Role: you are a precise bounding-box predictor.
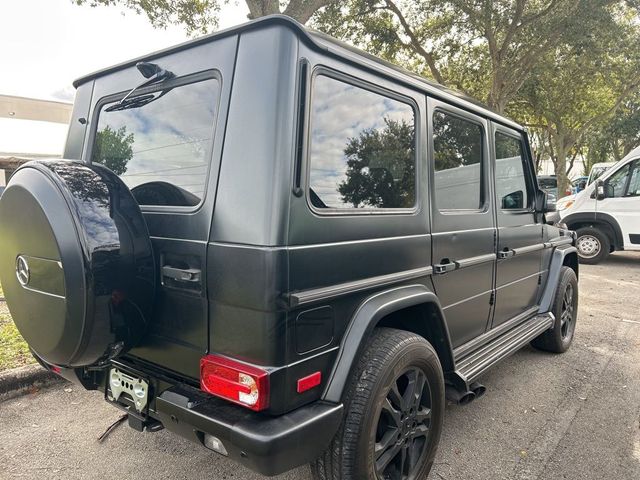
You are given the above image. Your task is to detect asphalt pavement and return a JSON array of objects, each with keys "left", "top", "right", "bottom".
[{"left": 1, "top": 252, "right": 639, "bottom": 480}]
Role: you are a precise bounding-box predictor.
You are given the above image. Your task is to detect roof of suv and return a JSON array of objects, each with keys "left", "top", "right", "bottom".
[{"left": 73, "top": 15, "right": 522, "bottom": 131}]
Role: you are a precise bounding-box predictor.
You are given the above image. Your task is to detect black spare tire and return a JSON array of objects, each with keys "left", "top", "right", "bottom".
[{"left": 0, "top": 160, "right": 155, "bottom": 368}]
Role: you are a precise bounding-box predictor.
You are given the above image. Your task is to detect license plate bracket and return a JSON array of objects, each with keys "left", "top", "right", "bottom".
[{"left": 106, "top": 367, "right": 150, "bottom": 414}]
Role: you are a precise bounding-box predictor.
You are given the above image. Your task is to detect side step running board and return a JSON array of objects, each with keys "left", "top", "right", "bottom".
[{"left": 454, "top": 313, "right": 554, "bottom": 384}]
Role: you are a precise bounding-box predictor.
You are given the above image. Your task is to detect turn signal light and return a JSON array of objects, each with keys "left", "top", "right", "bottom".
[{"left": 200, "top": 354, "right": 269, "bottom": 411}]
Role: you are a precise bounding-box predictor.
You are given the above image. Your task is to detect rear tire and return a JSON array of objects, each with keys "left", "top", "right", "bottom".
[
  {"left": 575, "top": 226, "right": 610, "bottom": 264},
  {"left": 531, "top": 266, "right": 578, "bottom": 353},
  {"left": 310, "top": 328, "right": 445, "bottom": 480}
]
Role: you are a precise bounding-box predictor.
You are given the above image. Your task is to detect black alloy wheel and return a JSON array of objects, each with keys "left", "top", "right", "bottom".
[
  {"left": 374, "top": 367, "right": 433, "bottom": 480},
  {"left": 310, "top": 328, "right": 445, "bottom": 480},
  {"left": 560, "top": 282, "right": 576, "bottom": 341},
  {"left": 531, "top": 266, "right": 578, "bottom": 353}
]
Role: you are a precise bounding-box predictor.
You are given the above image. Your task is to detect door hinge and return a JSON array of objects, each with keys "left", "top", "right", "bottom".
[
  {"left": 538, "top": 274, "right": 542, "bottom": 285},
  {"left": 489, "top": 292, "right": 495, "bottom": 305}
]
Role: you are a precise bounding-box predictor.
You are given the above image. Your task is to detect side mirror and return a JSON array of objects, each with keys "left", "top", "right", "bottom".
[
  {"left": 596, "top": 179, "right": 606, "bottom": 200},
  {"left": 535, "top": 190, "right": 556, "bottom": 213}
]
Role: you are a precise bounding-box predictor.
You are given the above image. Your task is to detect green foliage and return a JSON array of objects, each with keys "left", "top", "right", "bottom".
[
  {"left": 585, "top": 93, "right": 640, "bottom": 173},
  {"left": 73, "top": 0, "right": 222, "bottom": 34},
  {"left": 516, "top": 1, "right": 640, "bottom": 194},
  {"left": 0, "top": 301, "right": 34, "bottom": 371},
  {"left": 73, "top": 0, "right": 337, "bottom": 34},
  {"left": 312, "top": 0, "right": 590, "bottom": 112},
  {"left": 92, "top": 125, "right": 135, "bottom": 176},
  {"left": 338, "top": 118, "right": 415, "bottom": 208}
]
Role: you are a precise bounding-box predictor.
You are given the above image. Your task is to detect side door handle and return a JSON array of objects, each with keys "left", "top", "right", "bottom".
[
  {"left": 162, "top": 265, "right": 201, "bottom": 283},
  {"left": 498, "top": 248, "right": 516, "bottom": 259},
  {"left": 433, "top": 260, "right": 458, "bottom": 275}
]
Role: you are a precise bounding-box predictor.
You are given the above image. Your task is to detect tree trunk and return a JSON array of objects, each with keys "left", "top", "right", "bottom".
[
  {"left": 552, "top": 137, "right": 571, "bottom": 199},
  {"left": 246, "top": 0, "right": 334, "bottom": 23}
]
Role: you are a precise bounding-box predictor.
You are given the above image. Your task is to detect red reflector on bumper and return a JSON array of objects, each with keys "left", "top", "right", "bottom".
[{"left": 297, "top": 371, "right": 322, "bottom": 393}]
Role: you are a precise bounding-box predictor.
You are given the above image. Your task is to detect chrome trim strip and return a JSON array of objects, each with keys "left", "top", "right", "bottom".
[
  {"left": 455, "top": 253, "right": 497, "bottom": 269},
  {"left": 545, "top": 237, "right": 574, "bottom": 248},
  {"left": 21, "top": 285, "right": 66, "bottom": 300},
  {"left": 289, "top": 266, "right": 433, "bottom": 307},
  {"left": 512, "top": 243, "right": 545, "bottom": 256}
]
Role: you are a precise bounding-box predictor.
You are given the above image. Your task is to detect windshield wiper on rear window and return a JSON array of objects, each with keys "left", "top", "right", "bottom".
[{"left": 106, "top": 61, "right": 174, "bottom": 112}]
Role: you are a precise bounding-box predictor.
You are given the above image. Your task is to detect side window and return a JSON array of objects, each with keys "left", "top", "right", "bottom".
[
  {"left": 495, "top": 132, "right": 530, "bottom": 210},
  {"left": 606, "top": 164, "right": 630, "bottom": 198},
  {"left": 308, "top": 75, "right": 416, "bottom": 210},
  {"left": 92, "top": 77, "right": 220, "bottom": 207},
  {"left": 625, "top": 162, "right": 640, "bottom": 196},
  {"left": 433, "top": 111, "right": 483, "bottom": 210}
]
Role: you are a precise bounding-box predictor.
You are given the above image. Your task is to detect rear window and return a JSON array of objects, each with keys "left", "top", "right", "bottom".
[
  {"left": 91, "top": 76, "right": 220, "bottom": 207},
  {"left": 538, "top": 177, "right": 557, "bottom": 189}
]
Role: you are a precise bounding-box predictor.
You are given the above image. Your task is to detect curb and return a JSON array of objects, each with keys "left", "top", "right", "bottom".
[{"left": 0, "top": 364, "right": 66, "bottom": 402}]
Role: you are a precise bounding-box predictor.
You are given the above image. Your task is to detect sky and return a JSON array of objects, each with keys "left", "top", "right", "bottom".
[
  {"left": 0, "top": 0, "right": 248, "bottom": 159},
  {"left": 1, "top": 0, "right": 249, "bottom": 102}
]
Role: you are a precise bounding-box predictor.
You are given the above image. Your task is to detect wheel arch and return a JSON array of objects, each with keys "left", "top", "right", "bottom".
[
  {"left": 564, "top": 212, "right": 624, "bottom": 251},
  {"left": 322, "top": 284, "right": 454, "bottom": 403},
  {"left": 539, "top": 246, "right": 579, "bottom": 313}
]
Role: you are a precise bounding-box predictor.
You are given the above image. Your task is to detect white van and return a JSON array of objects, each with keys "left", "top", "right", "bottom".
[{"left": 556, "top": 146, "right": 640, "bottom": 263}]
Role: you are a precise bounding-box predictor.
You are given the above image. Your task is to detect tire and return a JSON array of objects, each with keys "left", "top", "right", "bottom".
[
  {"left": 310, "top": 328, "right": 445, "bottom": 480},
  {"left": 531, "top": 266, "right": 578, "bottom": 353},
  {"left": 0, "top": 160, "right": 155, "bottom": 367},
  {"left": 575, "top": 226, "right": 610, "bottom": 264}
]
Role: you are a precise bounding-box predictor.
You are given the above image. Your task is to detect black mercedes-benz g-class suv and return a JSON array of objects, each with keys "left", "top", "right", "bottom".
[{"left": 0, "top": 15, "right": 578, "bottom": 480}]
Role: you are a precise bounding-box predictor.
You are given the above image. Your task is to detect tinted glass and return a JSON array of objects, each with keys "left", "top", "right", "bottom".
[
  {"left": 433, "top": 111, "right": 483, "bottom": 210},
  {"left": 495, "top": 132, "right": 529, "bottom": 209},
  {"left": 626, "top": 162, "right": 640, "bottom": 196},
  {"left": 538, "top": 177, "right": 557, "bottom": 189},
  {"left": 607, "top": 164, "right": 630, "bottom": 198},
  {"left": 308, "top": 75, "right": 416, "bottom": 210},
  {"left": 92, "top": 78, "right": 219, "bottom": 207}
]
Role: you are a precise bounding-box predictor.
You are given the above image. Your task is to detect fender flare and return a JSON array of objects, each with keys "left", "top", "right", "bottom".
[
  {"left": 539, "top": 245, "right": 578, "bottom": 313},
  {"left": 564, "top": 212, "right": 624, "bottom": 249},
  {"left": 322, "top": 284, "right": 453, "bottom": 404}
]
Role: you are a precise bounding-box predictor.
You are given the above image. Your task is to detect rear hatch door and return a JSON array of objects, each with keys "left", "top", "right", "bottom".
[{"left": 84, "top": 34, "right": 238, "bottom": 380}]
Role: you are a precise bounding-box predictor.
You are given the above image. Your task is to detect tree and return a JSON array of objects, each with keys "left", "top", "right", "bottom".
[
  {"left": 339, "top": 118, "right": 415, "bottom": 208},
  {"left": 73, "top": 0, "right": 337, "bottom": 33},
  {"left": 516, "top": 2, "right": 640, "bottom": 195},
  {"left": 92, "top": 125, "right": 135, "bottom": 175},
  {"left": 584, "top": 92, "right": 640, "bottom": 173},
  {"left": 314, "top": 0, "right": 599, "bottom": 113}
]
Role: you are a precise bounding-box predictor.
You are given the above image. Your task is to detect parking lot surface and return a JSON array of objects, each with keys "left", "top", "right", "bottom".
[{"left": 1, "top": 253, "right": 639, "bottom": 480}]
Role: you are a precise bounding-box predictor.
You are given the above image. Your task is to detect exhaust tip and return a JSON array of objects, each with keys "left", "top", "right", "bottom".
[
  {"left": 458, "top": 391, "right": 476, "bottom": 405},
  {"left": 445, "top": 385, "right": 476, "bottom": 405},
  {"left": 469, "top": 381, "right": 486, "bottom": 400}
]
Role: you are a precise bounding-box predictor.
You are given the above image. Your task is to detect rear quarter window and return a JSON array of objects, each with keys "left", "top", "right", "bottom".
[{"left": 308, "top": 74, "right": 416, "bottom": 211}]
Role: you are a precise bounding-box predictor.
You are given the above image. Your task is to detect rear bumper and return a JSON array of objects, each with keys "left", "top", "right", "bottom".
[{"left": 154, "top": 385, "right": 343, "bottom": 476}]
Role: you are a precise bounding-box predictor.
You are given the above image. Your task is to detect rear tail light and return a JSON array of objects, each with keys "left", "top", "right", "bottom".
[{"left": 200, "top": 354, "right": 269, "bottom": 411}]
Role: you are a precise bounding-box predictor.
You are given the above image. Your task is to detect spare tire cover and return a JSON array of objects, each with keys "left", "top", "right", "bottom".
[{"left": 0, "top": 160, "right": 155, "bottom": 367}]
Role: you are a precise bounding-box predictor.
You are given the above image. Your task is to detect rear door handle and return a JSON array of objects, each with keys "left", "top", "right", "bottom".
[
  {"left": 162, "top": 265, "right": 201, "bottom": 283},
  {"left": 433, "top": 261, "right": 457, "bottom": 275},
  {"left": 498, "top": 249, "right": 516, "bottom": 259}
]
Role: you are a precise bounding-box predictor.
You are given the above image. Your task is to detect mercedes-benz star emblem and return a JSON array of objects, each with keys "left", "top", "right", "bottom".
[{"left": 16, "top": 255, "right": 30, "bottom": 287}]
